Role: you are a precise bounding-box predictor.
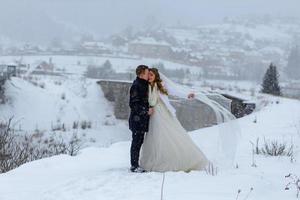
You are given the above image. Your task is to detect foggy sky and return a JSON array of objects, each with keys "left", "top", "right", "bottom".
[{"left": 0, "top": 0, "right": 299, "bottom": 44}]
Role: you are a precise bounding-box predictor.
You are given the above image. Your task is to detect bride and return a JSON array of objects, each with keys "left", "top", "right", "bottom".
[{"left": 140, "top": 68, "right": 209, "bottom": 172}]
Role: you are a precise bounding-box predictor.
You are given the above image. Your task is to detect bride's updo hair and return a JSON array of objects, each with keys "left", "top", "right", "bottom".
[{"left": 149, "top": 68, "right": 168, "bottom": 95}]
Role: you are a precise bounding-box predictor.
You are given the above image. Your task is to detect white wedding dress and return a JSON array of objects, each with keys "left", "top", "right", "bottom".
[{"left": 140, "top": 83, "right": 209, "bottom": 172}]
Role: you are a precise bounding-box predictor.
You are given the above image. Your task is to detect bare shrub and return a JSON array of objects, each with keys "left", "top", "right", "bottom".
[
  {"left": 205, "top": 162, "right": 218, "bottom": 176},
  {"left": 235, "top": 189, "right": 241, "bottom": 200},
  {"left": 73, "top": 121, "right": 79, "bottom": 129},
  {"left": 87, "top": 121, "right": 92, "bottom": 129},
  {"left": 54, "top": 80, "right": 62, "bottom": 85},
  {"left": 81, "top": 120, "right": 87, "bottom": 129},
  {"left": 62, "top": 123, "right": 66, "bottom": 132},
  {"left": 0, "top": 118, "right": 84, "bottom": 173},
  {"left": 285, "top": 174, "right": 300, "bottom": 198},
  {"left": 39, "top": 82, "right": 45, "bottom": 89},
  {"left": 80, "top": 120, "right": 92, "bottom": 129},
  {"left": 51, "top": 120, "right": 67, "bottom": 132},
  {"left": 0, "top": 118, "right": 35, "bottom": 173},
  {"left": 61, "top": 93, "right": 66, "bottom": 100},
  {"left": 0, "top": 118, "right": 16, "bottom": 172},
  {"left": 235, "top": 188, "right": 254, "bottom": 200},
  {"left": 63, "top": 133, "right": 84, "bottom": 156},
  {"left": 250, "top": 138, "right": 258, "bottom": 167},
  {"left": 251, "top": 138, "right": 294, "bottom": 157}
]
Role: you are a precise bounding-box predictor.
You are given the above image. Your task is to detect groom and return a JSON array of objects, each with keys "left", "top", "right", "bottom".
[{"left": 129, "top": 65, "right": 153, "bottom": 173}]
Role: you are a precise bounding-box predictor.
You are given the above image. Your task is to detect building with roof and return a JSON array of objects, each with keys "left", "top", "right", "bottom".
[{"left": 128, "top": 37, "right": 173, "bottom": 59}]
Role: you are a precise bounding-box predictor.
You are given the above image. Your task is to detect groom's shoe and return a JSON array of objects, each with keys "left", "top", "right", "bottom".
[{"left": 130, "top": 166, "right": 147, "bottom": 173}]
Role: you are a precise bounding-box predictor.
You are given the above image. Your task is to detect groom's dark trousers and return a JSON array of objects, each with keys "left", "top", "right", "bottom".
[
  {"left": 128, "top": 77, "right": 149, "bottom": 168},
  {"left": 130, "top": 131, "right": 145, "bottom": 167}
]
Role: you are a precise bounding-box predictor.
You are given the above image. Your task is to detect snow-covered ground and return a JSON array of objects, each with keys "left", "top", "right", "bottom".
[
  {"left": 0, "top": 53, "right": 299, "bottom": 199},
  {"left": 0, "top": 74, "right": 299, "bottom": 199}
]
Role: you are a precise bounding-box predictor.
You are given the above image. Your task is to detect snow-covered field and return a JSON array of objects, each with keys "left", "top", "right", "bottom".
[
  {"left": 0, "top": 73, "right": 300, "bottom": 199},
  {"left": 0, "top": 55, "right": 203, "bottom": 74}
]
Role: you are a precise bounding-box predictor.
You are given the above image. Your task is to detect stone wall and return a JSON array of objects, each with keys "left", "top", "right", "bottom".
[
  {"left": 0, "top": 83, "right": 5, "bottom": 104},
  {"left": 0, "top": 65, "right": 18, "bottom": 104},
  {"left": 97, "top": 80, "right": 232, "bottom": 131},
  {"left": 0, "top": 77, "right": 7, "bottom": 104}
]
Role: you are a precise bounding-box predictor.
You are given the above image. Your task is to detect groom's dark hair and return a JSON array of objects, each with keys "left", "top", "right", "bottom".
[{"left": 136, "top": 65, "right": 149, "bottom": 76}]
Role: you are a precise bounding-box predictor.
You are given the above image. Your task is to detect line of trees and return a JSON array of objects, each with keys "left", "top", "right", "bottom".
[
  {"left": 85, "top": 60, "right": 115, "bottom": 79},
  {"left": 153, "top": 62, "right": 191, "bottom": 81}
]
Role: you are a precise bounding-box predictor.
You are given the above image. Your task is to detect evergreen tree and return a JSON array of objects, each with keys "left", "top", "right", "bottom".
[
  {"left": 286, "top": 45, "right": 300, "bottom": 79},
  {"left": 261, "top": 63, "right": 281, "bottom": 96},
  {"left": 100, "top": 60, "right": 114, "bottom": 78},
  {"left": 102, "top": 60, "right": 112, "bottom": 69},
  {"left": 84, "top": 65, "right": 98, "bottom": 78},
  {"left": 84, "top": 60, "right": 115, "bottom": 79}
]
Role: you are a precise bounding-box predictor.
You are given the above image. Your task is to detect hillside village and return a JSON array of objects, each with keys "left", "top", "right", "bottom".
[
  {"left": 1, "top": 16, "right": 300, "bottom": 81},
  {"left": 1, "top": 16, "right": 300, "bottom": 99}
]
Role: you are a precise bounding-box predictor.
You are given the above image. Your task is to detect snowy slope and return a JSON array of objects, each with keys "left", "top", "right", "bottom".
[
  {"left": 0, "top": 77, "right": 130, "bottom": 146},
  {"left": 1, "top": 76, "right": 111, "bottom": 130},
  {"left": 0, "top": 97, "right": 299, "bottom": 200}
]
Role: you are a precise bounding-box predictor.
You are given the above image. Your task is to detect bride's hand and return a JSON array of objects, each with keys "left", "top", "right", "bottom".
[
  {"left": 148, "top": 108, "right": 154, "bottom": 115},
  {"left": 188, "top": 93, "right": 195, "bottom": 99}
]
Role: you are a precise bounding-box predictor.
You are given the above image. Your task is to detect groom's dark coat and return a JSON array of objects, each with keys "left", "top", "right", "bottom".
[{"left": 129, "top": 77, "right": 150, "bottom": 132}]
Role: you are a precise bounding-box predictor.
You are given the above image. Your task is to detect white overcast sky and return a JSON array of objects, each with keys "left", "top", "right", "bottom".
[{"left": 0, "top": 0, "right": 299, "bottom": 43}]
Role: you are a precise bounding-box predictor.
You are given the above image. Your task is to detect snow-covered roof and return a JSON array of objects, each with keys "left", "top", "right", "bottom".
[
  {"left": 81, "top": 41, "right": 111, "bottom": 50},
  {"left": 130, "top": 37, "right": 170, "bottom": 47}
]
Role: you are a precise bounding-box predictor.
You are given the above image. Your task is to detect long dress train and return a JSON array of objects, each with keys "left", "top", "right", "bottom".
[{"left": 140, "top": 83, "right": 208, "bottom": 172}]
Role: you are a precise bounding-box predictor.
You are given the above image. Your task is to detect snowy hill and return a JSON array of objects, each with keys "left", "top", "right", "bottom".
[
  {"left": 2, "top": 77, "right": 110, "bottom": 130},
  {"left": 0, "top": 77, "right": 130, "bottom": 146},
  {"left": 0, "top": 96, "right": 299, "bottom": 200}
]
